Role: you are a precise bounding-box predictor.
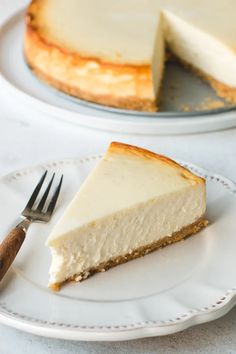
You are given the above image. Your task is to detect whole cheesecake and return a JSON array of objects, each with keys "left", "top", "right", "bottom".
[
  {"left": 47, "top": 142, "right": 208, "bottom": 290},
  {"left": 24, "top": 0, "right": 236, "bottom": 112}
]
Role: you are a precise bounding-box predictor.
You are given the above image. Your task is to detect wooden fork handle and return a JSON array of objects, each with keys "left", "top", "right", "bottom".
[{"left": 0, "top": 227, "right": 26, "bottom": 282}]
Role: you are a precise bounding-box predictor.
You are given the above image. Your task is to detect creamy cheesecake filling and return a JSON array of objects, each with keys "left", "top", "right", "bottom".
[
  {"left": 36, "top": 0, "right": 158, "bottom": 65},
  {"left": 48, "top": 184, "right": 205, "bottom": 285},
  {"left": 163, "top": 10, "right": 236, "bottom": 88}
]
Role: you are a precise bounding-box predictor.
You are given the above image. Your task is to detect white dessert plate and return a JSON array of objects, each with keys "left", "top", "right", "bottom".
[
  {"left": 1, "top": 5, "right": 236, "bottom": 134},
  {"left": 0, "top": 156, "right": 236, "bottom": 341}
]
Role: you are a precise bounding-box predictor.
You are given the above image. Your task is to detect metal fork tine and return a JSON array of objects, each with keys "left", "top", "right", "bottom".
[
  {"left": 46, "top": 175, "right": 63, "bottom": 216},
  {"left": 36, "top": 173, "right": 55, "bottom": 212},
  {"left": 0, "top": 171, "right": 63, "bottom": 282},
  {"left": 24, "top": 171, "right": 48, "bottom": 211}
]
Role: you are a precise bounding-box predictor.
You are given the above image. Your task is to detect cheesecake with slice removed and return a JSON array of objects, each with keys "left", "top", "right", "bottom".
[
  {"left": 47, "top": 142, "right": 208, "bottom": 290},
  {"left": 25, "top": 0, "right": 236, "bottom": 111}
]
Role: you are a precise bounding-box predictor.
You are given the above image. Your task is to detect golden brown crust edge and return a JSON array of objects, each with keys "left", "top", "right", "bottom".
[
  {"left": 50, "top": 218, "right": 208, "bottom": 291},
  {"left": 107, "top": 142, "right": 205, "bottom": 185},
  {"left": 25, "top": 60, "right": 158, "bottom": 112},
  {"left": 24, "top": 2, "right": 158, "bottom": 112}
]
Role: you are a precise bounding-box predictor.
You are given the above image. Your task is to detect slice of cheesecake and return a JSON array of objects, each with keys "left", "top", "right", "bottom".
[
  {"left": 25, "top": 0, "right": 236, "bottom": 111},
  {"left": 47, "top": 142, "right": 208, "bottom": 290}
]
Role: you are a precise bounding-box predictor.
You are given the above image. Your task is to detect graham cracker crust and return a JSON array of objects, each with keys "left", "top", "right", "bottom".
[
  {"left": 50, "top": 218, "right": 208, "bottom": 291},
  {"left": 203, "top": 74, "right": 236, "bottom": 105},
  {"left": 177, "top": 57, "right": 236, "bottom": 104}
]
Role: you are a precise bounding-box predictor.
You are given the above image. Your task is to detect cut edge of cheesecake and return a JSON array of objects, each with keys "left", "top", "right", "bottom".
[
  {"left": 47, "top": 142, "right": 208, "bottom": 291},
  {"left": 50, "top": 218, "right": 208, "bottom": 291}
]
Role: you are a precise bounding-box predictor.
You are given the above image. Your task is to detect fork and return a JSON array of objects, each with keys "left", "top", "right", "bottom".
[{"left": 0, "top": 171, "right": 63, "bottom": 282}]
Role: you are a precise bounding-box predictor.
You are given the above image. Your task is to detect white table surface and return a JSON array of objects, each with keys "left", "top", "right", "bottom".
[{"left": 1, "top": 1, "right": 236, "bottom": 352}]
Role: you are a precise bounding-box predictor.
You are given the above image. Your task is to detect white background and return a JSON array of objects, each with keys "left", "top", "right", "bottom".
[{"left": 1, "top": 0, "right": 236, "bottom": 352}]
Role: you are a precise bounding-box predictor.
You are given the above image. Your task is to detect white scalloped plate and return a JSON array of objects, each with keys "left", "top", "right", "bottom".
[
  {"left": 0, "top": 156, "right": 236, "bottom": 341},
  {"left": 1, "top": 5, "right": 236, "bottom": 135}
]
